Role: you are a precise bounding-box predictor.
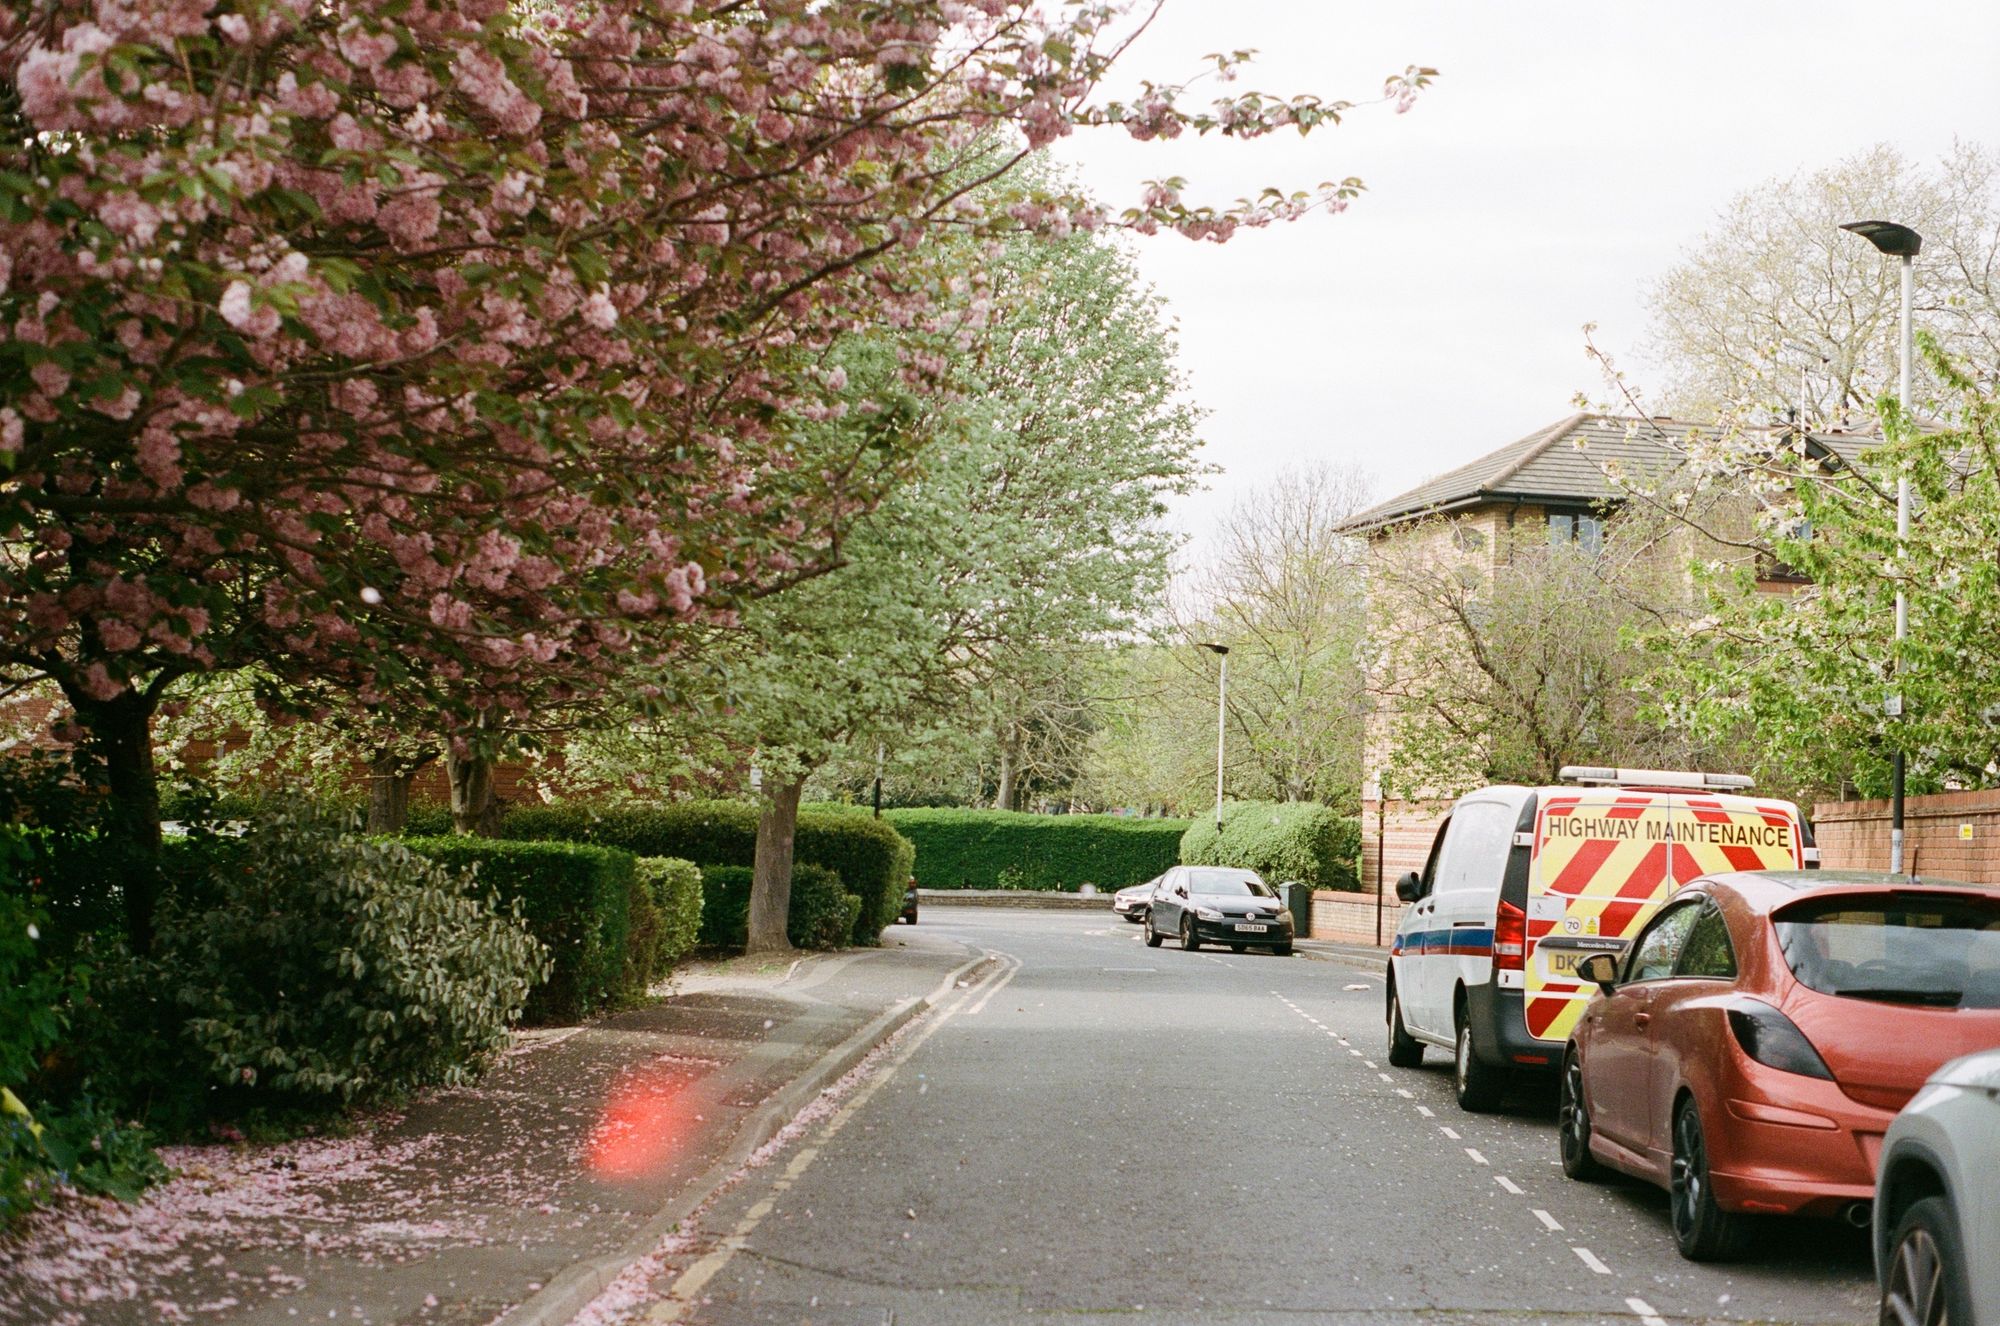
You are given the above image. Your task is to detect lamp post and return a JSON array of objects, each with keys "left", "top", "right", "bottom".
[
  {"left": 1840, "top": 219, "right": 1922, "bottom": 874},
  {"left": 1198, "top": 642, "right": 1229, "bottom": 834}
]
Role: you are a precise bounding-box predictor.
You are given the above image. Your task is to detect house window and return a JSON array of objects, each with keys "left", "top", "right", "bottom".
[{"left": 1546, "top": 510, "right": 1602, "bottom": 554}]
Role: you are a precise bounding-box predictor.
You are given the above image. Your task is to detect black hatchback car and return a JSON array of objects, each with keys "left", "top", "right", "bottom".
[{"left": 1145, "top": 866, "right": 1292, "bottom": 955}]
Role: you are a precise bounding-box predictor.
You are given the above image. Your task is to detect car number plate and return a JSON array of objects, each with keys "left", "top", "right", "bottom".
[{"left": 1235, "top": 923, "right": 1268, "bottom": 933}]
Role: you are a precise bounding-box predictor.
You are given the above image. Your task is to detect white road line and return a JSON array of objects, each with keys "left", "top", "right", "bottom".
[
  {"left": 1394, "top": 1088, "right": 1414, "bottom": 1099},
  {"left": 1626, "top": 1297, "right": 1668, "bottom": 1326},
  {"left": 1532, "top": 1208, "right": 1563, "bottom": 1232},
  {"left": 1495, "top": 1175, "right": 1524, "bottom": 1195},
  {"left": 964, "top": 955, "right": 1022, "bottom": 1016},
  {"left": 1572, "top": 1246, "right": 1612, "bottom": 1275},
  {"left": 1348, "top": 1048, "right": 1363, "bottom": 1057},
  {"left": 1363, "top": 1060, "right": 1378, "bottom": 1069},
  {"left": 1439, "top": 1126, "right": 1460, "bottom": 1140},
  {"left": 1464, "top": 1147, "right": 1489, "bottom": 1165},
  {"left": 1415, "top": 1105, "right": 1434, "bottom": 1118},
  {"left": 1377, "top": 1072, "right": 1392, "bottom": 1082}
]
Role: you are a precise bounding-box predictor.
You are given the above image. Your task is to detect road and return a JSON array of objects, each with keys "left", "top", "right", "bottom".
[{"left": 636, "top": 909, "right": 1878, "bottom": 1325}]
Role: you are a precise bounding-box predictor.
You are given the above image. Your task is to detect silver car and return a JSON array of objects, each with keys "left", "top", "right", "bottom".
[{"left": 1876, "top": 1047, "right": 2000, "bottom": 1326}]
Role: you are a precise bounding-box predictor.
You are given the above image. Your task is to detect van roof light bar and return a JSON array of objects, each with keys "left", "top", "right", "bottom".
[{"left": 1558, "top": 766, "right": 1755, "bottom": 791}]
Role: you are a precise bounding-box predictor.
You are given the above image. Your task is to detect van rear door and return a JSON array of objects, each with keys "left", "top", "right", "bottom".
[{"left": 1523, "top": 790, "right": 1805, "bottom": 1046}]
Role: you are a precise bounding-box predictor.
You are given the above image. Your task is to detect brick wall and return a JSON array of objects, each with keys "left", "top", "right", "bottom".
[
  {"left": 1812, "top": 789, "right": 2000, "bottom": 882},
  {"left": 1309, "top": 890, "right": 1398, "bottom": 947},
  {"left": 1357, "top": 798, "right": 1449, "bottom": 892}
]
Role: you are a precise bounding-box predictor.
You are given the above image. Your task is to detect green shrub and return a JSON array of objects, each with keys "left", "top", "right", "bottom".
[
  {"left": 1178, "top": 801, "right": 1361, "bottom": 891},
  {"left": 637, "top": 857, "right": 703, "bottom": 967},
  {"left": 88, "top": 819, "right": 549, "bottom": 1121},
  {"left": 501, "top": 801, "right": 911, "bottom": 946},
  {"left": 696, "top": 864, "right": 857, "bottom": 951},
  {"left": 885, "top": 808, "right": 1190, "bottom": 891},
  {"left": 403, "top": 836, "right": 632, "bottom": 1022}
]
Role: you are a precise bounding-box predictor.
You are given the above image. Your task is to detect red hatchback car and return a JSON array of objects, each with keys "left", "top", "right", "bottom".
[{"left": 1558, "top": 870, "right": 2000, "bottom": 1261}]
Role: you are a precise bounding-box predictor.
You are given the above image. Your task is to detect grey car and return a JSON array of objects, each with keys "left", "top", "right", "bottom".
[{"left": 1876, "top": 1047, "right": 2000, "bottom": 1326}]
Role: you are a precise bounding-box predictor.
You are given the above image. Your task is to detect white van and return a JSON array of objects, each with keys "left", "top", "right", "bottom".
[{"left": 1385, "top": 767, "right": 1816, "bottom": 1111}]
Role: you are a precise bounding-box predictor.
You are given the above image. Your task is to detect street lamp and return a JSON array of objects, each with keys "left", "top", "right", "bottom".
[
  {"left": 1840, "top": 218, "right": 1922, "bottom": 874},
  {"left": 1198, "top": 642, "right": 1229, "bottom": 833}
]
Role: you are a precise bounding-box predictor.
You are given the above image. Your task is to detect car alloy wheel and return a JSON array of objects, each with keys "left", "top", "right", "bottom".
[
  {"left": 1669, "top": 1100, "right": 1745, "bottom": 1261},
  {"left": 1557, "top": 1049, "right": 1601, "bottom": 1181},
  {"left": 1143, "top": 916, "right": 1163, "bottom": 948},
  {"left": 1181, "top": 917, "right": 1201, "bottom": 952},
  {"left": 1386, "top": 987, "right": 1423, "bottom": 1068},
  {"left": 1881, "top": 1196, "right": 1971, "bottom": 1326}
]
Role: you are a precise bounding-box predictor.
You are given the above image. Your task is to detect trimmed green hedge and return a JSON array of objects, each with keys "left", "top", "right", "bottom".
[
  {"left": 885, "top": 808, "right": 1190, "bottom": 892},
  {"left": 696, "top": 864, "right": 858, "bottom": 951},
  {"left": 637, "top": 857, "right": 702, "bottom": 968},
  {"left": 498, "top": 802, "right": 910, "bottom": 946},
  {"left": 1178, "top": 801, "right": 1361, "bottom": 892},
  {"left": 404, "top": 837, "right": 638, "bottom": 1022}
]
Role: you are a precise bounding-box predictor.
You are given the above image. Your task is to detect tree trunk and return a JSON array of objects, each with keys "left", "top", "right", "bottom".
[
  {"left": 66, "top": 687, "right": 164, "bottom": 953},
  {"left": 746, "top": 775, "right": 805, "bottom": 954},
  {"left": 367, "top": 747, "right": 437, "bottom": 834},
  {"left": 446, "top": 750, "right": 503, "bottom": 835},
  {"left": 993, "top": 727, "right": 1019, "bottom": 811}
]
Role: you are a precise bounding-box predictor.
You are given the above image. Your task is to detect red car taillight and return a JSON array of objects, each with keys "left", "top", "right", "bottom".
[
  {"left": 1727, "top": 999, "right": 1834, "bottom": 1080},
  {"left": 1494, "top": 899, "right": 1526, "bottom": 971}
]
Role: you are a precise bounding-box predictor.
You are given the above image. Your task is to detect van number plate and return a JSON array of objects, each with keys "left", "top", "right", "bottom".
[{"left": 1235, "top": 923, "right": 1269, "bottom": 933}]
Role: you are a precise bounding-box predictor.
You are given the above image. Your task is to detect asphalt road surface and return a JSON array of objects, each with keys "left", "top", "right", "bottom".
[{"left": 648, "top": 909, "right": 1878, "bottom": 1325}]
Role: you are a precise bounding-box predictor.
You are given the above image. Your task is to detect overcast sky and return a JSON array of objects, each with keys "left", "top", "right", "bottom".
[{"left": 1050, "top": 0, "right": 2000, "bottom": 554}]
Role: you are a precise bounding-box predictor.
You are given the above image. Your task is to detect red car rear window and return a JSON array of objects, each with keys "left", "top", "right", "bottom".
[{"left": 1774, "top": 894, "right": 2000, "bottom": 1009}]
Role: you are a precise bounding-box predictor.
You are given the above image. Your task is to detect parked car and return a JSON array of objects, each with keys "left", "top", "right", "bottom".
[
  {"left": 1387, "top": 767, "right": 1814, "bottom": 1112},
  {"left": 1144, "top": 865, "right": 1292, "bottom": 955},
  {"left": 1558, "top": 871, "right": 2000, "bottom": 1263},
  {"left": 899, "top": 878, "right": 919, "bottom": 925},
  {"left": 1876, "top": 1047, "right": 2000, "bottom": 1326},
  {"left": 1112, "top": 877, "right": 1159, "bottom": 924}
]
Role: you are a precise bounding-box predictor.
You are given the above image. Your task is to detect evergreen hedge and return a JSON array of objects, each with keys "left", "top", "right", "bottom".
[
  {"left": 1177, "top": 801, "right": 1361, "bottom": 892},
  {"left": 696, "top": 864, "right": 859, "bottom": 951},
  {"left": 498, "top": 801, "right": 910, "bottom": 946},
  {"left": 404, "top": 837, "right": 638, "bottom": 1022},
  {"left": 884, "top": 808, "right": 1190, "bottom": 891}
]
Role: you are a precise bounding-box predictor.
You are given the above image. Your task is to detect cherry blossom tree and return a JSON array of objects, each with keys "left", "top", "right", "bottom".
[{"left": 0, "top": 0, "right": 1429, "bottom": 945}]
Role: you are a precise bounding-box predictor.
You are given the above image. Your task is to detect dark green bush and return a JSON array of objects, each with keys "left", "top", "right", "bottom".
[
  {"left": 501, "top": 801, "right": 911, "bottom": 946},
  {"left": 81, "top": 819, "right": 548, "bottom": 1125},
  {"left": 885, "top": 808, "right": 1189, "bottom": 892},
  {"left": 636, "top": 857, "right": 703, "bottom": 968},
  {"left": 1178, "top": 801, "right": 1361, "bottom": 891},
  {"left": 696, "top": 864, "right": 856, "bottom": 951},
  {"left": 402, "top": 836, "right": 629, "bottom": 1022}
]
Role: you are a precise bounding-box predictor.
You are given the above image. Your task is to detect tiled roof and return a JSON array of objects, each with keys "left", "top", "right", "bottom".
[{"left": 1339, "top": 414, "right": 1881, "bottom": 534}]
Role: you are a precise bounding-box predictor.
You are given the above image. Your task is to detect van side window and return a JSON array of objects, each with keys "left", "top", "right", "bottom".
[
  {"left": 1416, "top": 816, "right": 1451, "bottom": 899},
  {"left": 1434, "top": 802, "right": 1515, "bottom": 898},
  {"left": 1625, "top": 902, "right": 1702, "bottom": 983},
  {"left": 1673, "top": 903, "right": 1737, "bottom": 980}
]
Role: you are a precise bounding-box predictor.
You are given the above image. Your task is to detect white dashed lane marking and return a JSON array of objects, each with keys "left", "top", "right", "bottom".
[
  {"left": 1532, "top": 1208, "right": 1563, "bottom": 1232},
  {"left": 1439, "top": 1126, "right": 1460, "bottom": 1141},
  {"left": 1464, "top": 1147, "right": 1489, "bottom": 1165},
  {"left": 1415, "top": 1105, "right": 1434, "bottom": 1118},
  {"left": 1572, "top": 1246, "right": 1613, "bottom": 1275},
  {"left": 1626, "top": 1297, "right": 1668, "bottom": 1326},
  {"left": 1495, "top": 1175, "right": 1524, "bottom": 1196}
]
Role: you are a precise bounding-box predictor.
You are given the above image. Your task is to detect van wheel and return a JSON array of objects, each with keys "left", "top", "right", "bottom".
[
  {"left": 1558, "top": 1048, "right": 1602, "bottom": 1181},
  {"left": 1670, "top": 1099, "right": 1747, "bottom": 1261},
  {"left": 1386, "top": 986, "right": 1423, "bottom": 1068},
  {"left": 1453, "top": 1012, "right": 1506, "bottom": 1113}
]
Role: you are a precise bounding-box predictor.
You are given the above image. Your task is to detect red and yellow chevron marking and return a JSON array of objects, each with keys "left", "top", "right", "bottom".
[{"left": 1522, "top": 792, "right": 1802, "bottom": 1044}]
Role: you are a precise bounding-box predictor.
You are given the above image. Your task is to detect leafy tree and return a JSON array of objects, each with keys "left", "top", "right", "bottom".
[
  {"left": 1368, "top": 518, "right": 1690, "bottom": 797},
  {"left": 1642, "top": 341, "right": 2000, "bottom": 798},
  {"left": 1644, "top": 142, "right": 2000, "bottom": 424},
  {"left": 0, "top": 0, "right": 1428, "bottom": 943}
]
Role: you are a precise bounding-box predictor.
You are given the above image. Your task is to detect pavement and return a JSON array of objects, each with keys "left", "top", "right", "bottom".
[{"left": 0, "top": 929, "right": 984, "bottom": 1326}]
